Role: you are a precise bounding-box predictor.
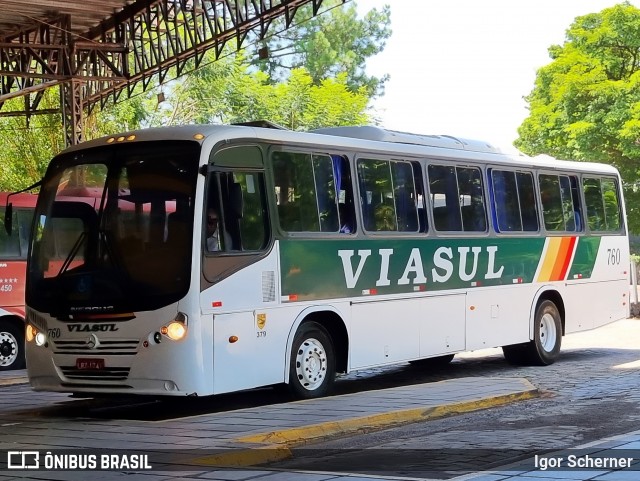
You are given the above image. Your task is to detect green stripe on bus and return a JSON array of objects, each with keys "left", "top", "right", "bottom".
[
  {"left": 280, "top": 237, "right": 577, "bottom": 301},
  {"left": 568, "top": 237, "right": 601, "bottom": 280}
]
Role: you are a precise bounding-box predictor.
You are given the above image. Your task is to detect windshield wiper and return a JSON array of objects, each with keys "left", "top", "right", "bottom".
[{"left": 57, "top": 231, "right": 87, "bottom": 276}]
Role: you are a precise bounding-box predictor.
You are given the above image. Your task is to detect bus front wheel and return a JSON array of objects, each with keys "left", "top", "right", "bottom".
[
  {"left": 0, "top": 320, "right": 25, "bottom": 370},
  {"left": 502, "top": 300, "right": 562, "bottom": 366},
  {"left": 288, "top": 322, "right": 336, "bottom": 399}
]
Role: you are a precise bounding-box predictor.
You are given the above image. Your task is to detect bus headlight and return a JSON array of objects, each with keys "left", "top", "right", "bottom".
[
  {"left": 164, "top": 322, "right": 187, "bottom": 341},
  {"left": 161, "top": 312, "right": 188, "bottom": 341},
  {"left": 26, "top": 324, "right": 46, "bottom": 346},
  {"left": 35, "top": 331, "right": 47, "bottom": 346}
]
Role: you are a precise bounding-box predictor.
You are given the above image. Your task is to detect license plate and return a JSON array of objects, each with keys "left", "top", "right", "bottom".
[{"left": 75, "top": 358, "right": 105, "bottom": 370}]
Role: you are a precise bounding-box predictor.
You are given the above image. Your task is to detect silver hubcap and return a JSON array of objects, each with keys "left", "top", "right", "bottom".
[
  {"left": 539, "top": 313, "right": 557, "bottom": 352},
  {"left": 295, "top": 337, "right": 327, "bottom": 391},
  {"left": 0, "top": 331, "right": 18, "bottom": 367}
]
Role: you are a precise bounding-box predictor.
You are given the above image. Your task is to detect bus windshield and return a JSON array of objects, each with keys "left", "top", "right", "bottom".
[{"left": 27, "top": 141, "right": 200, "bottom": 317}]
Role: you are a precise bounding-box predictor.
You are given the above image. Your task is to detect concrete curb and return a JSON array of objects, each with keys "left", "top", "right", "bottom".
[{"left": 192, "top": 380, "right": 540, "bottom": 468}]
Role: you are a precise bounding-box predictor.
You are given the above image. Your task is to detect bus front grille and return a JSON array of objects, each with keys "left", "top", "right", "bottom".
[
  {"left": 59, "top": 366, "right": 131, "bottom": 381},
  {"left": 52, "top": 339, "right": 140, "bottom": 355}
]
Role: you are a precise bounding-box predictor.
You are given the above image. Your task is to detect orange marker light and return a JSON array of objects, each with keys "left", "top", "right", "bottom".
[{"left": 229, "top": 336, "right": 239, "bottom": 343}]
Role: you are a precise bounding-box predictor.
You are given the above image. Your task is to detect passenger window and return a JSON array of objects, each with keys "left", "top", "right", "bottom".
[
  {"left": 491, "top": 170, "right": 538, "bottom": 232},
  {"left": 357, "top": 159, "right": 420, "bottom": 232},
  {"left": 539, "top": 174, "right": 581, "bottom": 232},
  {"left": 428, "top": 165, "right": 486, "bottom": 232},
  {"left": 583, "top": 177, "right": 621, "bottom": 232},
  {"left": 271, "top": 152, "right": 339, "bottom": 233},
  {"left": 0, "top": 208, "right": 21, "bottom": 258}
]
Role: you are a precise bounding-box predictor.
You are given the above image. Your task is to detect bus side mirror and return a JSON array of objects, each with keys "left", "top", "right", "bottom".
[{"left": 4, "top": 203, "right": 12, "bottom": 236}]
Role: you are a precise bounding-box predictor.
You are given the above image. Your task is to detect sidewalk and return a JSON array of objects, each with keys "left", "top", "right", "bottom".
[{"left": 1, "top": 369, "right": 638, "bottom": 480}]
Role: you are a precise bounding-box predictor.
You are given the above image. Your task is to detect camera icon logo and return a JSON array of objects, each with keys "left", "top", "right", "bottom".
[{"left": 7, "top": 451, "right": 40, "bottom": 469}]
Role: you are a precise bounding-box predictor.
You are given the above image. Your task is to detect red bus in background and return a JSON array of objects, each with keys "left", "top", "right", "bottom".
[{"left": 0, "top": 192, "right": 37, "bottom": 370}]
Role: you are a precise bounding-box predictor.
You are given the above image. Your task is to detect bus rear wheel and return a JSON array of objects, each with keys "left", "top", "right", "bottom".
[
  {"left": 502, "top": 300, "right": 562, "bottom": 366},
  {"left": 0, "top": 321, "right": 25, "bottom": 370},
  {"left": 288, "top": 322, "right": 336, "bottom": 399}
]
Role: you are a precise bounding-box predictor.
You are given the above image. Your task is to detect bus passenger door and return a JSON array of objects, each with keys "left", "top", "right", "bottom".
[{"left": 201, "top": 146, "right": 285, "bottom": 394}]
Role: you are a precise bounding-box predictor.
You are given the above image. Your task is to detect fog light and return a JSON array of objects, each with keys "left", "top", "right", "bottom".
[{"left": 26, "top": 325, "right": 37, "bottom": 342}]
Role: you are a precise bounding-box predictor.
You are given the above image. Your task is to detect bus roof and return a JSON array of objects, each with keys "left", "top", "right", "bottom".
[
  {"left": 58, "top": 124, "right": 620, "bottom": 176},
  {"left": 311, "top": 126, "right": 503, "bottom": 154}
]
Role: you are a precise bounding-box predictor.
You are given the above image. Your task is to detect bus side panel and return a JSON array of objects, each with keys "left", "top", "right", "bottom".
[
  {"left": 418, "top": 293, "right": 465, "bottom": 357},
  {"left": 564, "top": 235, "right": 629, "bottom": 333},
  {"left": 465, "top": 286, "right": 534, "bottom": 350},
  {"left": 202, "top": 249, "right": 287, "bottom": 395},
  {"left": 0, "top": 261, "right": 26, "bottom": 313},
  {"left": 350, "top": 293, "right": 465, "bottom": 368},
  {"left": 350, "top": 298, "right": 420, "bottom": 368}
]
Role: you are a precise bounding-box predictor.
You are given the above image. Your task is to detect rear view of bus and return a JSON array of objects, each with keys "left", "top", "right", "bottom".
[{"left": 0, "top": 192, "right": 36, "bottom": 370}]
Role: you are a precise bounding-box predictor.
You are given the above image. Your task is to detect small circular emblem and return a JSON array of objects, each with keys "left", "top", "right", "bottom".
[{"left": 86, "top": 333, "right": 100, "bottom": 350}]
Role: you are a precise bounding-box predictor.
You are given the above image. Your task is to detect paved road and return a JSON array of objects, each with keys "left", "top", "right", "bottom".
[
  {"left": 269, "top": 318, "right": 640, "bottom": 478},
  {"left": 0, "top": 318, "right": 638, "bottom": 481}
]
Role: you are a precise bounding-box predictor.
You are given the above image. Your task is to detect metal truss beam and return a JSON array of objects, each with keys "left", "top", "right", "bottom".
[{"left": 0, "top": 0, "right": 340, "bottom": 145}]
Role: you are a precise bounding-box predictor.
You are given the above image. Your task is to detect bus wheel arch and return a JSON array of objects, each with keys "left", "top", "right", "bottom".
[
  {"left": 284, "top": 308, "right": 348, "bottom": 399},
  {"left": 0, "top": 316, "right": 25, "bottom": 370},
  {"left": 531, "top": 289, "right": 565, "bottom": 339},
  {"left": 502, "top": 289, "right": 564, "bottom": 366}
]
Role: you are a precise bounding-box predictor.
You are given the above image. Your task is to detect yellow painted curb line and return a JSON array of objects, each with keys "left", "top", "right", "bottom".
[
  {"left": 238, "top": 388, "right": 540, "bottom": 447},
  {"left": 191, "top": 384, "right": 540, "bottom": 468},
  {"left": 0, "top": 377, "right": 28, "bottom": 386}
]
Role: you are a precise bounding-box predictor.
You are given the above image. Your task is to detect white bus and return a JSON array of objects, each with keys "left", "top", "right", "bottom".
[{"left": 23, "top": 124, "right": 630, "bottom": 399}]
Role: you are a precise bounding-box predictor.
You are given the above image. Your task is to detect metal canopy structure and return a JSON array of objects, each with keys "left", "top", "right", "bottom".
[{"left": 0, "top": 0, "right": 336, "bottom": 146}]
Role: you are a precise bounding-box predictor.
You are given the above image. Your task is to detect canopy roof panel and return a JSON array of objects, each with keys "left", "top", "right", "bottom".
[
  {"left": 0, "top": 1, "right": 135, "bottom": 39},
  {"left": 0, "top": 0, "right": 333, "bottom": 144}
]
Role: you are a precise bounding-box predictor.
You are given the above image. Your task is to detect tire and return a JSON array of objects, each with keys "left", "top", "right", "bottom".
[
  {"left": 287, "top": 322, "right": 336, "bottom": 400},
  {"left": 502, "top": 300, "right": 562, "bottom": 366},
  {"left": 526, "top": 300, "right": 562, "bottom": 365},
  {"left": 0, "top": 321, "right": 25, "bottom": 370},
  {"left": 409, "top": 354, "right": 455, "bottom": 367}
]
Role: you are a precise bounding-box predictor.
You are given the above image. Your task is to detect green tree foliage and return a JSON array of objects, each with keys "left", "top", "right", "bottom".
[
  {"left": 0, "top": 90, "right": 64, "bottom": 191},
  {"left": 161, "top": 53, "right": 370, "bottom": 129},
  {"left": 0, "top": 1, "right": 386, "bottom": 191},
  {"left": 515, "top": 3, "right": 640, "bottom": 232},
  {"left": 253, "top": 0, "right": 391, "bottom": 96}
]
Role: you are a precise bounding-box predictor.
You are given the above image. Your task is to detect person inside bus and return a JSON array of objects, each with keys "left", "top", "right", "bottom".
[{"left": 206, "top": 207, "right": 231, "bottom": 251}]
